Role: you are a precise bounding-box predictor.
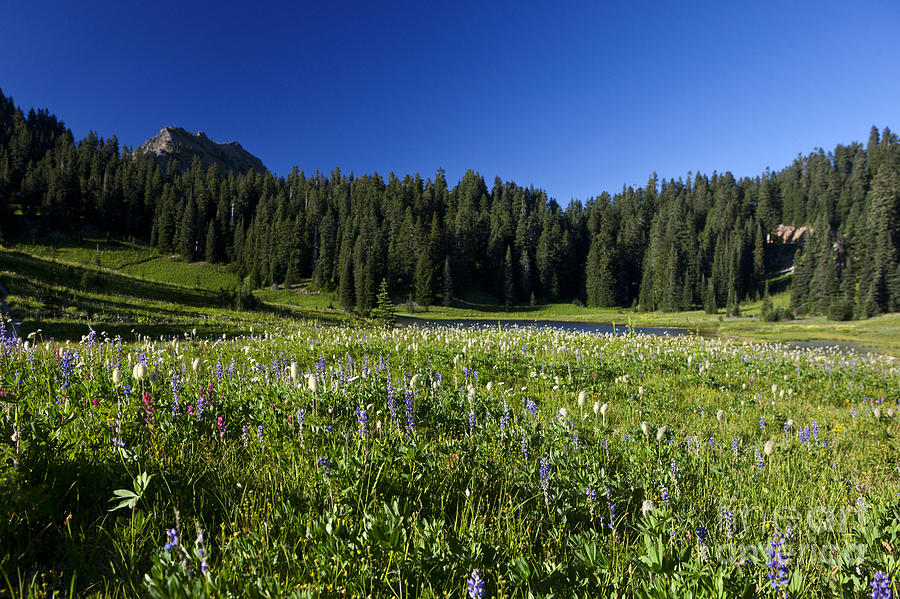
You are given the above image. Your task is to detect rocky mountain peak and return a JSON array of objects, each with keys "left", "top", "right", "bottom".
[{"left": 137, "top": 126, "right": 265, "bottom": 175}]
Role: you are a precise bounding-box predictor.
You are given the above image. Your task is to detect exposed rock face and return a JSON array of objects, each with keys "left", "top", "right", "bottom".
[
  {"left": 768, "top": 224, "right": 812, "bottom": 244},
  {"left": 137, "top": 127, "right": 266, "bottom": 175}
]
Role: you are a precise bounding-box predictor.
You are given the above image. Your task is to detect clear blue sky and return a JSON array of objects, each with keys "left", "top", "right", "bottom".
[{"left": 2, "top": 0, "right": 899, "bottom": 202}]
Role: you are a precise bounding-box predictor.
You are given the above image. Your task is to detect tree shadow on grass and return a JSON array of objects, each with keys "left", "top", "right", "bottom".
[{"left": 0, "top": 250, "right": 222, "bottom": 309}]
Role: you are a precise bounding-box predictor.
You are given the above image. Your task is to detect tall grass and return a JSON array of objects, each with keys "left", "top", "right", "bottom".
[{"left": 0, "top": 321, "right": 898, "bottom": 597}]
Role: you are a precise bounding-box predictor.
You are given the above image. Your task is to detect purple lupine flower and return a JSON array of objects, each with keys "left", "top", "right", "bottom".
[
  {"left": 60, "top": 350, "right": 77, "bottom": 392},
  {"left": 467, "top": 569, "right": 485, "bottom": 599},
  {"left": 756, "top": 448, "right": 764, "bottom": 468},
  {"left": 242, "top": 424, "right": 250, "bottom": 447},
  {"left": 871, "top": 570, "right": 891, "bottom": 599},
  {"left": 469, "top": 411, "right": 476, "bottom": 436},
  {"left": 110, "top": 422, "right": 125, "bottom": 448},
  {"left": 765, "top": 530, "right": 789, "bottom": 596},
  {"left": 731, "top": 437, "right": 740, "bottom": 459},
  {"left": 171, "top": 371, "right": 182, "bottom": 404},
  {"left": 317, "top": 456, "right": 333, "bottom": 477},
  {"left": 404, "top": 389, "right": 415, "bottom": 435},
  {"left": 722, "top": 508, "right": 734, "bottom": 539},
  {"left": 696, "top": 523, "right": 710, "bottom": 562},
  {"left": 606, "top": 487, "right": 617, "bottom": 539},
  {"left": 196, "top": 528, "right": 209, "bottom": 573},
  {"left": 811, "top": 420, "right": 819, "bottom": 445},
  {"left": 696, "top": 524, "right": 708, "bottom": 545},
  {"left": 671, "top": 459, "right": 679, "bottom": 493},
  {"left": 539, "top": 457, "right": 550, "bottom": 492},
  {"left": 659, "top": 485, "right": 669, "bottom": 506},
  {"left": 525, "top": 399, "right": 538, "bottom": 418},
  {"left": 521, "top": 433, "right": 528, "bottom": 460},
  {"left": 387, "top": 380, "right": 397, "bottom": 427},
  {"left": 759, "top": 416, "right": 766, "bottom": 431},
  {"left": 356, "top": 405, "right": 368, "bottom": 439},
  {"left": 164, "top": 528, "right": 178, "bottom": 550},
  {"left": 500, "top": 401, "right": 509, "bottom": 438}
]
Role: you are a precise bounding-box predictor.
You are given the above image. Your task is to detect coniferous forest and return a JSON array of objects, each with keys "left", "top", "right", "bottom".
[{"left": 1, "top": 88, "right": 898, "bottom": 319}]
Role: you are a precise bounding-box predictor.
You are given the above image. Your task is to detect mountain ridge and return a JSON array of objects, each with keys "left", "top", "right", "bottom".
[{"left": 136, "top": 126, "right": 266, "bottom": 175}]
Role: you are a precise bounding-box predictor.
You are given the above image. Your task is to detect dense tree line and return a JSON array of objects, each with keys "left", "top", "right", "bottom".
[{"left": 1, "top": 88, "right": 898, "bottom": 317}]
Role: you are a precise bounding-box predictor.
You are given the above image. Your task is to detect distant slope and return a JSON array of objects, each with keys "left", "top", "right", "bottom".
[
  {"left": 136, "top": 126, "right": 266, "bottom": 174},
  {"left": 0, "top": 238, "right": 345, "bottom": 340}
]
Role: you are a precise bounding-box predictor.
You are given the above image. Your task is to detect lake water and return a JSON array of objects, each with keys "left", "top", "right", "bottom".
[{"left": 397, "top": 317, "right": 688, "bottom": 337}]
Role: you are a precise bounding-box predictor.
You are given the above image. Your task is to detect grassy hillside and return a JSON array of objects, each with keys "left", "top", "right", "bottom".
[
  {"left": 0, "top": 238, "right": 347, "bottom": 341},
  {"left": 11, "top": 237, "right": 242, "bottom": 292}
]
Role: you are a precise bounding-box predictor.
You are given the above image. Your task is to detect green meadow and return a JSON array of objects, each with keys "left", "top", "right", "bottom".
[
  {"left": 0, "top": 319, "right": 898, "bottom": 597},
  {"left": 1, "top": 235, "right": 899, "bottom": 597}
]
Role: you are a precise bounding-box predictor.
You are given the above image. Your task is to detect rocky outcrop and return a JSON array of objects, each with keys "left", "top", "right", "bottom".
[
  {"left": 768, "top": 224, "right": 812, "bottom": 244},
  {"left": 137, "top": 127, "right": 266, "bottom": 175}
]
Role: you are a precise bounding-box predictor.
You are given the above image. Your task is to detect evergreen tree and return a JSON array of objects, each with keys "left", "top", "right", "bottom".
[
  {"left": 864, "top": 166, "right": 900, "bottom": 313},
  {"left": 503, "top": 245, "right": 515, "bottom": 308},
  {"left": 703, "top": 278, "right": 717, "bottom": 314},
  {"left": 205, "top": 220, "right": 218, "bottom": 263},
  {"left": 810, "top": 221, "right": 840, "bottom": 313},
  {"left": 752, "top": 221, "right": 765, "bottom": 294},
  {"left": 790, "top": 243, "right": 813, "bottom": 314},
  {"left": 518, "top": 249, "right": 532, "bottom": 302},
  {"left": 353, "top": 232, "right": 377, "bottom": 314},
  {"left": 442, "top": 256, "right": 453, "bottom": 306},
  {"left": 760, "top": 281, "right": 776, "bottom": 321},
  {"left": 414, "top": 252, "right": 434, "bottom": 308},
  {"left": 584, "top": 233, "right": 616, "bottom": 307},
  {"left": 372, "top": 279, "right": 396, "bottom": 326},
  {"left": 339, "top": 254, "right": 355, "bottom": 312},
  {"left": 284, "top": 251, "right": 300, "bottom": 289},
  {"left": 178, "top": 197, "right": 198, "bottom": 261},
  {"left": 535, "top": 213, "right": 561, "bottom": 301}
]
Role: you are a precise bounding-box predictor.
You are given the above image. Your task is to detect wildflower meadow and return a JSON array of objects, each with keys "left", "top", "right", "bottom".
[{"left": 1, "top": 319, "right": 898, "bottom": 598}]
